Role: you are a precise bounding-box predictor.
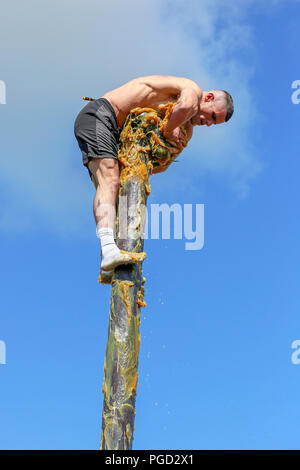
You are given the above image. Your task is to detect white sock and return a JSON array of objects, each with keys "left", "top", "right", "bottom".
[{"left": 96, "top": 227, "right": 120, "bottom": 266}]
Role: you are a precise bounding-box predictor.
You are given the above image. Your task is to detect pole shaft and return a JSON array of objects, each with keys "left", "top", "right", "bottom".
[
  {"left": 100, "top": 105, "right": 184, "bottom": 449},
  {"left": 100, "top": 111, "right": 150, "bottom": 450}
]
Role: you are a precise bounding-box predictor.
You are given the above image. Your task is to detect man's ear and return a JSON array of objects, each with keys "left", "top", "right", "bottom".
[{"left": 205, "top": 92, "right": 214, "bottom": 101}]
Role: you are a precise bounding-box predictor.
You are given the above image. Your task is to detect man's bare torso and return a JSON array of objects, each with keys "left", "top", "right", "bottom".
[{"left": 102, "top": 75, "right": 202, "bottom": 133}]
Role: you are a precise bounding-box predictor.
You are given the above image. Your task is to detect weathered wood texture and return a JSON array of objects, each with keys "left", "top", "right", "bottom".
[{"left": 100, "top": 105, "right": 187, "bottom": 450}]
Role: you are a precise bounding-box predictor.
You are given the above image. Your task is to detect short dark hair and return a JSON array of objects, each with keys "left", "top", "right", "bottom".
[{"left": 222, "top": 90, "right": 234, "bottom": 122}]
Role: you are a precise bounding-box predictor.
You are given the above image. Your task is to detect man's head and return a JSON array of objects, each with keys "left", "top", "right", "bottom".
[{"left": 192, "top": 89, "right": 234, "bottom": 127}]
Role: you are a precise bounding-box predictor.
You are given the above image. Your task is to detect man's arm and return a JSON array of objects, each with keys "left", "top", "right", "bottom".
[
  {"left": 163, "top": 87, "right": 200, "bottom": 137},
  {"left": 133, "top": 76, "right": 199, "bottom": 173},
  {"left": 130, "top": 74, "right": 201, "bottom": 133}
]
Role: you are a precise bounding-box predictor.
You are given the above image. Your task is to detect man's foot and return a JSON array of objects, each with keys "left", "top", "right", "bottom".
[{"left": 100, "top": 249, "right": 146, "bottom": 271}]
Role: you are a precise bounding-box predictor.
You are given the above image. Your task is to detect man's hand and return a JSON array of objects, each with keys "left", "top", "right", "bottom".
[{"left": 163, "top": 126, "right": 185, "bottom": 153}]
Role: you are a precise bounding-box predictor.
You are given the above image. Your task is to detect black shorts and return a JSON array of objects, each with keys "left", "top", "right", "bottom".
[{"left": 74, "top": 97, "right": 120, "bottom": 179}]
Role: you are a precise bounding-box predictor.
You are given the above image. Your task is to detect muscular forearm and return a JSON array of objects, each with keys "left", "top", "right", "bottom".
[{"left": 164, "top": 106, "right": 189, "bottom": 132}]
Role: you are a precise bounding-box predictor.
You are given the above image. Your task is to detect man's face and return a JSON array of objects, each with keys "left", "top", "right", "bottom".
[{"left": 191, "top": 92, "right": 227, "bottom": 127}]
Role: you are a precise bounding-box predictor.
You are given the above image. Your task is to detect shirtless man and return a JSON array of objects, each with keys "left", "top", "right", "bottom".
[{"left": 74, "top": 75, "right": 234, "bottom": 274}]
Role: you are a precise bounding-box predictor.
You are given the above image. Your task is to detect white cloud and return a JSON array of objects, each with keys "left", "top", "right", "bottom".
[{"left": 0, "top": 0, "right": 293, "bottom": 235}]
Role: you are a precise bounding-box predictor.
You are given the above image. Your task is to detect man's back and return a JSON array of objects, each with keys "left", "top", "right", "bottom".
[{"left": 102, "top": 75, "right": 202, "bottom": 129}]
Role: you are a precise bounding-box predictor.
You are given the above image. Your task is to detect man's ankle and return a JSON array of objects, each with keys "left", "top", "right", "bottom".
[{"left": 97, "top": 226, "right": 120, "bottom": 258}]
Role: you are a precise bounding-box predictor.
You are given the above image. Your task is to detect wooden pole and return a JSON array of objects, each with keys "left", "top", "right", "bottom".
[{"left": 99, "top": 104, "right": 187, "bottom": 450}]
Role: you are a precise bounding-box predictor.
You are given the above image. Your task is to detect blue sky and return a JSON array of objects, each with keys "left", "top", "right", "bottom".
[{"left": 0, "top": 0, "right": 300, "bottom": 450}]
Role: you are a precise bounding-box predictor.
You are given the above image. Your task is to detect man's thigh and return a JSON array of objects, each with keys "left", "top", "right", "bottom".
[{"left": 87, "top": 157, "right": 119, "bottom": 187}]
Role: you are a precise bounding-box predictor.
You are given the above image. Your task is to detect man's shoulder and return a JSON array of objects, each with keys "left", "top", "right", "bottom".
[
  {"left": 178, "top": 77, "right": 202, "bottom": 96},
  {"left": 167, "top": 75, "right": 202, "bottom": 98},
  {"left": 129, "top": 75, "right": 202, "bottom": 95}
]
